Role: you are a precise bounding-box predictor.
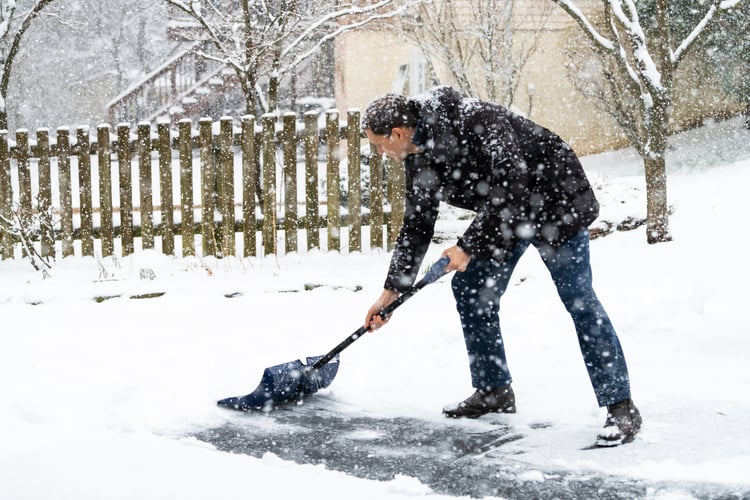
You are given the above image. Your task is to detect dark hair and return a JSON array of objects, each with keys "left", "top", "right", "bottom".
[{"left": 362, "top": 93, "right": 419, "bottom": 136}]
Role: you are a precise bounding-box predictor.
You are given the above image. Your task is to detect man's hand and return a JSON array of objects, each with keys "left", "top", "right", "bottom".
[
  {"left": 442, "top": 245, "right": 471, "bottom": 272},
  {"left": 364, "top": 289, "right": 400, "bottom": 330}
]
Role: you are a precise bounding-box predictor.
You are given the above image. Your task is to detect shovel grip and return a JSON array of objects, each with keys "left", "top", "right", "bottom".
[{"left": 310, "top": 256, "right": 451, "bottom": 371}]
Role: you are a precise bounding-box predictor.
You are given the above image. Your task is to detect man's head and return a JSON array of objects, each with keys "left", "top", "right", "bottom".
[
  {"left": 362, "top": 93, "right": 421, "bottom": 160},
  {"left": 362, "top": 93, "right": 418, "bottom": 134}
]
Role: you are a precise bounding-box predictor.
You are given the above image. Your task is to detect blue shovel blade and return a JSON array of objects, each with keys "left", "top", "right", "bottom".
[{"left": 217, "top": 355, "right": 340, "bottom": 411}]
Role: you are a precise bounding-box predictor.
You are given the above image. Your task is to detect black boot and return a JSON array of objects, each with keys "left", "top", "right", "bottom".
[
  {"left": 596, "top": 398, "right": 642, "bottom": 446},
  {"left": 443, "top": 385, "right": 516, "bottom": 419}
]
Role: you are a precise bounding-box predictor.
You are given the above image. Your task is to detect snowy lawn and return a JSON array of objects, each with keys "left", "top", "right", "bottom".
[{"left": 1, "top": 118, "right": 749, "bottom": 499}]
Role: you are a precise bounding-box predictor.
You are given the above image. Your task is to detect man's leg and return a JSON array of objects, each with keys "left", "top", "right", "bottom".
[
  {"left": 451, "top": 242, "right": 528, "bottom": 391},
  {"left": 537, "top": 230, "right": 631, "bottom": 407},
  {"left": 444, "top": 243, "right": 529, "bottom": 418}
]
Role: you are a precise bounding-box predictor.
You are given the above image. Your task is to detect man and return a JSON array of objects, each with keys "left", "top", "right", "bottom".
[{"left": 362, "top": 86, "right": 641, "bottom": 446}]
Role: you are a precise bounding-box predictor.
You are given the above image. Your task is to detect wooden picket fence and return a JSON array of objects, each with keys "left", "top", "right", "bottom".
[{"left": 0, "top": 110, "right": 406, "bottom": 261}]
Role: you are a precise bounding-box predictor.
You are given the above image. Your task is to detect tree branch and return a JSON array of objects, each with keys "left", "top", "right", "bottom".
[
  {"left": 671, "top": 0, "right": 725, "bottom": 63},
  {"left": 549, "top": 0, "right": 615, "bottom": 51}
]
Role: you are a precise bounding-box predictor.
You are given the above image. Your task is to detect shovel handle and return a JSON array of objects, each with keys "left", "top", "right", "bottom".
[{"left": 310, "top": 256, "right": 451, "bottom": 371}]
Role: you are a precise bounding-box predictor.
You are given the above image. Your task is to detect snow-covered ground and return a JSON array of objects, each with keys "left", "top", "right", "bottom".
[{"left": 1, "top": 117, "right": 749, "bottom": 499}]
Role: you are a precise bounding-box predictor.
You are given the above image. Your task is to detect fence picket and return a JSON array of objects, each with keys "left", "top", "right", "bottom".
[
  {"left": 0, "top": 131, "right": 12, "bottom": 258},
  {"left": 369, "top": 152, "right": 384, "bottom": 250},
  {"left": 37, "top": 129, "right": 54, "bottom": 258},
  {"left": 76, "top": 127, "right": 95, "bottom": 257},
  {"left": 347, "top": 110, "right": 362, "bottom": 252},
  {"left": 261, "top": 114, "right": 276, "bottom": 255},
  {"left": 97, "top": 125, "right": 114, "bottom": 257},
  {"left": 387, "top": 157, "right": 405, "bottom": 250},
  {"left": 16, "top": 131, "right": 32, "bottom": 257},
  {"left": 199, "top": 118, "right": 215, "bottom": 256},
  {"left": 158, "top": 122, "right": 175, "bottom": 255},
  {"left": 178, "top": 119, "right": 195, "bottom": 257},
  {"left": 117, "top": 123, "right": 134, "bottom": 256},
  {"left": 304, "top": 112, "right": 319, "bottom": 250},
  {"left": 325, "top": 110, "right": 340, "bottom": 252},
  {"left": 57, "top": 128, "right": 74, "bottom": 257},
  {"left": 241, "top": 115, "right": 257, "bottom": 257},
  {"left": 137, "top": 123, "right": 154, "bottom": 250},
  {"left": 218, "top": 117, "right": 235, "bottom": 256},
  {"left": 282, "top": 113, "right": 297, "bottom": 254}
]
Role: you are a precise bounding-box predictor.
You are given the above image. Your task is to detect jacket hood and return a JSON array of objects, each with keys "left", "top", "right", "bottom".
[{"left": 411, "top": 86, "right": 463, "bottom": 149}]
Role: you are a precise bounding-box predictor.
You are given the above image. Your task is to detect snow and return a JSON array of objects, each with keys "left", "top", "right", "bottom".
[{"left": 2, "top": 117, "right": 750, "bottom": 498}]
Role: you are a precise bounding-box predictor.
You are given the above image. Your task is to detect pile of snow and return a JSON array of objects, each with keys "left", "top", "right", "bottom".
[{"left": 1, "top": 117, "right": 749, "bottom": 499}]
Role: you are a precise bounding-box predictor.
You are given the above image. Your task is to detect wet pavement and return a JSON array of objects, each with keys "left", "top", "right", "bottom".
[{"left": 192, "top": 401, "right": 749, "bottom": 499}]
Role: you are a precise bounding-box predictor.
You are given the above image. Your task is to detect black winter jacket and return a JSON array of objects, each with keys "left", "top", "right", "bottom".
[{"left": 384, "top": 86, "right": 599, "bottom": 292}]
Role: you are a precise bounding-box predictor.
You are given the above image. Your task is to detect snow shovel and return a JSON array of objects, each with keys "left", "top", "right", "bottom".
[{"left": 217, "top": 256, "right": 452, "bottom": 412}]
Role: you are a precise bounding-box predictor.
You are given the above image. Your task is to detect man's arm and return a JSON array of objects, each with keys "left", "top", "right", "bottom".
[{"left": 383, "top": 156, "right": 441, "bottom": 292}]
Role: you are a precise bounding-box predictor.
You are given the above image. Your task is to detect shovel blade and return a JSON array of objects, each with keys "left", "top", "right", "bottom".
[{"left": 217, "top": 355, "right": 339, "bottom": 411}]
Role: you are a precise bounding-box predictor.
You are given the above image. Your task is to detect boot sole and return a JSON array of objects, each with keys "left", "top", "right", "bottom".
[{"left": 442, "top": 406, "right": 516, "bottom": 419}]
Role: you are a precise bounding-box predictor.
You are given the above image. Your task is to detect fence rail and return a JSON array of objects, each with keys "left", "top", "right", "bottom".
[{"left": 0, "top": 110, "right": 406, "bottom": 262}]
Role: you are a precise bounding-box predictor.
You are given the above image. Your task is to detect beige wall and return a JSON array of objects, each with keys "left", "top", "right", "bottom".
[
  {"left": 334, "top": 28, "right": 412, "bottom": 116},
  {"left": 513, "top": 30, "right": 630, "bottom": 155}
]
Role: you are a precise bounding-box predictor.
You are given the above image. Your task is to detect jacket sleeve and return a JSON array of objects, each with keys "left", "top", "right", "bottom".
[
  {"left": 384, "top": 156, "right": 441, "bottom": 292},
  {"left": 456, "top": 116, "right": 529, "bottom": 260}
]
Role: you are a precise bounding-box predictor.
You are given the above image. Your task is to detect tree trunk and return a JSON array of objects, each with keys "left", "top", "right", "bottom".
[
  {"left": 643, "top": 153, "right": 671, "bottom": 244},
  {"left": 643, "top": 86, "right": 673, "bottom": 244},
  {"left": 0, "top": 63, "right": 9, "bottom": 130},
  {"left": 0, "top": 0, "right": 57, "bottom": 131},
  {"left": 0, "top": 103, "right": 7, "bottom": 131}
]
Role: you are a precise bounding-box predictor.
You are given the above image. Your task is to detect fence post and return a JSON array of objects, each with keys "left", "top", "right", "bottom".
[
  {"left": 0, "top": 131, "right": 12, "bottom": 259},
  {"left": 386, "top": 157, "right": 405, "bottom": 249},
  {"left": 137, "top": 122, "right": 154, "bottom": 250},
  {"left": 218, "top": 116, "right": 235, "bottom": 257},
  {"left": 241, "top": 115, "right": 257, "bottom": 257},
  {"left": 57, "top": 127, "right": 74, "bottom": 257},
  {"left": 97, "top": 125, "right": 114, "bottom": 257},
  {"left": 178, "top": 119, "right": 195, "bottom": 257},
  {"left": 304, "top": 111, "right": 319, "bottom": 250},
  {"left": 157, "top": 122, "right": 174, "bottom": 255},
  {"left": 36, "top": 129, "right": 55, "bottom": 259},
  {"left": 282, "top": 112, "right": 298, "bottom": 254},
  {"left": 346, "top": 110, "right": 362, "bottom": 252},
  {"left": 117, "top": 123, "right": 134, "bottom": 256},
  {"left": 261, "top": 113, "right": 276, "bottom": 255},
  {"left": 16, "top": 130, "right": 32, "bottom": 257},
  {"left": 199, "top": 118, "right": 216, "bottom": 256},
  {"left": 325, "top": 110, "right": 340, "bottom": 252},
  {"left": 76, "top": 127, "right": 94, "bottom": 257},
  {"left": 369, "top": 152, "right": 384, "bottom": 250}
]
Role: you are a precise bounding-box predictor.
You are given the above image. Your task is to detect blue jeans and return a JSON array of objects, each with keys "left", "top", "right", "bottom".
[{"left": 451, "top": 230, "right": 631, "bottom": 407}]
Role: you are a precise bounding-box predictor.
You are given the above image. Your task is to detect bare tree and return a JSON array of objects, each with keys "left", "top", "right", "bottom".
[
  {"left": 551, "top": 0, "right": 745, "bottom": 244},
  {"left": 164, "top": 0, "right": 425, "bottom": 115},
  {"left": 8, "top": 0, "right": 173, "bottom": 130},
  {"left": 0, "top": 0, "right": 57, "bottom": 130},
  {"left": 400, "top": 0, "right": 551, "bottom": 106}
]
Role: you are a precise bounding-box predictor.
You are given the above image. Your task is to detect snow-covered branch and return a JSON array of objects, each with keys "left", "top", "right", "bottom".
[
  {"left": 671, "top": 0, "right": 743, "bottom": 63},
  {"left": 550, "top": 0, "right": 615, "bottom": 51},
  {"left": 283, "top": 0, "right": 426, "bottom": 72},
  {"left": 282, "top": 0, "right": 424, "bottom": 59},
  {"left": 607, "top": 0, "right": 663, "bottom": 89}
]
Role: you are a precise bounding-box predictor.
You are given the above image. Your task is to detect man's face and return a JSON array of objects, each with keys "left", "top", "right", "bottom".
[{"left": 365, "top": 128, "right": 412, "bottom": 160}]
